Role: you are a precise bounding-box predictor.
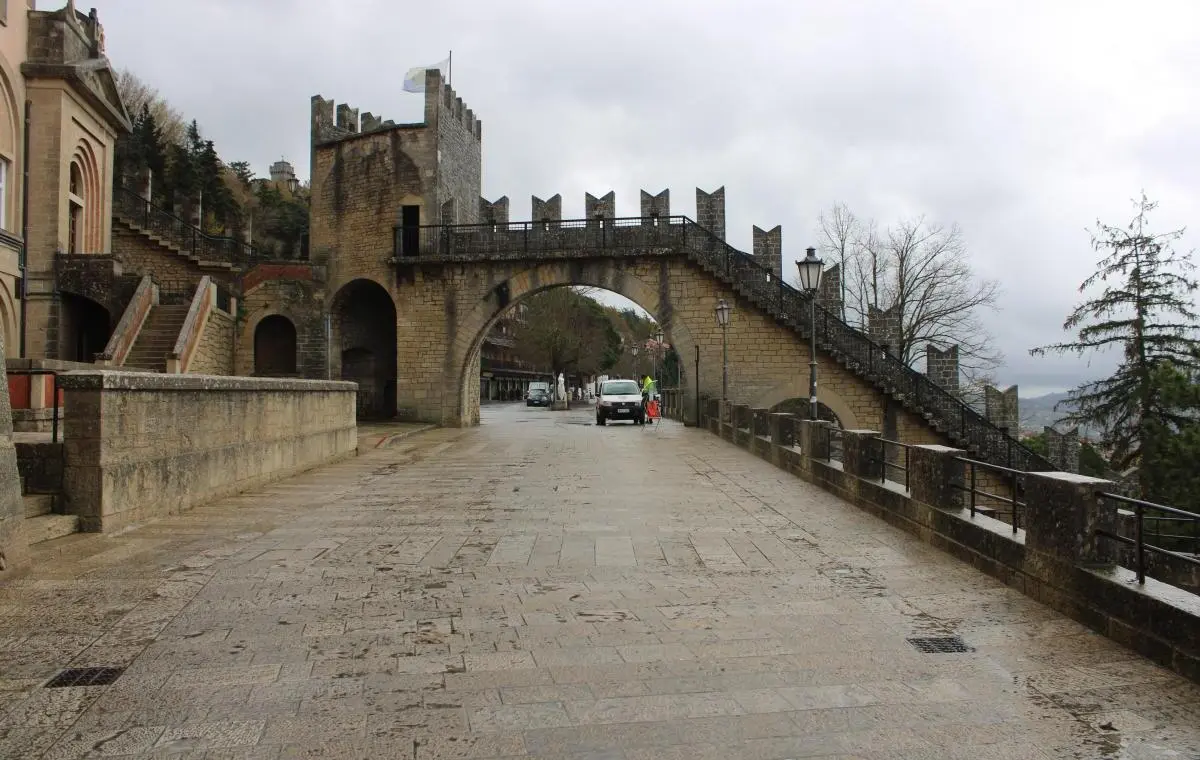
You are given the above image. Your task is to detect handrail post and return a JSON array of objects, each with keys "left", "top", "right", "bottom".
[
  {"left": 1011, "top": 470, "right": 1019, "bottom": 534},
  {"left": 969, "top": 463, "right": 976, "bottom": 518},
  {"left": 1135, "top": 502, "right": 1145, "bottom": 584}
]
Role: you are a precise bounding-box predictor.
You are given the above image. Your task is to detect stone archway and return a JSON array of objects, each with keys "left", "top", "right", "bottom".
[
  {"left": 331, "top": 278, "right": 397, "bottom": 419},
  {"left": 58, "top": 292, "right": 110, "bottom": 362},
  {"left": 751, "top": 379, "right": 864, "bottom": 431},
  {"left": 253, "top": 315, "right": 298, "bottom": 376},
  {"left": 448, "top": 260, "right": 701, "bottom": 427}
]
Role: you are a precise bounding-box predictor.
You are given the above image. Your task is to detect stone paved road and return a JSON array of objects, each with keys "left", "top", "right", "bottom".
[{"left": 2, "top": 403, "right": 1200, "bottom": 759}]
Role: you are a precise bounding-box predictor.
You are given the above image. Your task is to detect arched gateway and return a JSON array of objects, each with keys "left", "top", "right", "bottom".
[{"left": 235, "top": 77, "right": 1051, "bottom": 473}]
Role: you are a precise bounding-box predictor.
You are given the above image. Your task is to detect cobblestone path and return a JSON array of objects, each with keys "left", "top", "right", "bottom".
[{"left": 1, "top": 403, "right": 1199, "bottom": 758}]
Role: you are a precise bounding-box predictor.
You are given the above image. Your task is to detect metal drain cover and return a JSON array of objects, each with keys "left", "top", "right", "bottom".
[
  {"left": 907, "top": 636, "right": 973, "bottom": 654},
  {"left": 45, "top": 667, "right": 124, "bottom": 688}
]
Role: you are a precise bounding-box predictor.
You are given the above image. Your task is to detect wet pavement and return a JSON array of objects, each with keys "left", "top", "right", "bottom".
[{"left": 2, "top": 402, "right": 1199, "bottom": 759}]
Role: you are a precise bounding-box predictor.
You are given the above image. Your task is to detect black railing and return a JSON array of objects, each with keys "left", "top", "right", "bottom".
[
  {"left": 114, "top": 187, "right": 260, "bottom": 270},
  {"left": 1097, "top": 493, "right": 1200, "bottom": 585},
  {"left": 6, "top": 370, "right": 61, "bottom": 443},
  {"left": 878, "top": 438, "right": 912, "bottom": 491},
  {"left": 953, "top": 457, "right": 1025, "bottom": 533},
  {"left": 400, "top": 215, "right": 1054, "bottom": 474},
  {"left": 815, "top": 425, "right": 844, "bottom": 463}
]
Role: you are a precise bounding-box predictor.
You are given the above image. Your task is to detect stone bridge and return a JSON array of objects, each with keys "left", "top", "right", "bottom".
[{"left": 351, "top": 205, "right": 1049, "bottom": 474}]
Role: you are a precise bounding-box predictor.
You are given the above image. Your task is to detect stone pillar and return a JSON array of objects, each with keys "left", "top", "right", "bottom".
[
  {"left": 640, "top": 189, "right": 670, "bottom": 225},
  {"left": 769, "top": 413, "right": 796, "bottom": 447},
  {"left": 842, "top": 429, "right": 883, "bottom": 481},
  {"left": 868, "top": 305, "right": 902, "bottom": 356},
  {"left": 532, "top": 194, "right": 562, "bottom": 226},
  {"left": 752, "top": 408, "right": 769, "bottom": 437},
  {"left": 336, "top": 104, "right": 359, "bottom": 132},
  {"left": 480, "top": 196, "right": 510, "bottom": 225},
  {"left": 752, "top": 225, "right": 782, "bottom": 280},
  {"left": 817, "top": 263, "right": 842, "bottom": 316},
  {"left": 796, "top": 419, "right": 831, "bottom": 461},
  {"left": 1024, "top": 472, "right": 1117, "bottom": 567},
  {"left": 926, "top": 345, "right": 960, "bottom": 393},
  {"left": 706, "top": 398, "right": 720, "bottom": 427},
  {"left": 0, "top": 332, "right": 28, "bottom": 577},
  {"left": 696, "top": 187, "right": 726, "bottom": 240},
  {"left": 585, "top": 191, "right": 615, "bottom": 224},
  {"left": 984, "top": 385, "right": 1020, "bottom": 436},
  {"left": 733, "top": 404, "right": 751, "bottom": 431},
  {"left": 1045, "top": 426, "right": 1081, "bottom": 473},
  {"left": 908, "top": 445, "right": 966, "bottom": 509}
]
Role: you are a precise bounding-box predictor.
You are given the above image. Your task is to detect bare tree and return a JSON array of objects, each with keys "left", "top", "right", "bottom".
[
  {"left": 814, "top": 202, "right": 857, "bottom": 322},
  {"left": 115, "top": 68, "right": 186, "bottom": 146},
  {"left": 815, "top": 206, "right": 1001, "bottom": 376}
]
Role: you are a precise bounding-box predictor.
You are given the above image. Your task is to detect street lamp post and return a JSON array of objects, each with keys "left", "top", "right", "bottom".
[
  {"left": 715, "top": 298, "right": 731, "bottom": 400},
  {"left": 631, "top": 345, "right": 640, "bottom": 379},
  {"left": 654, "top": 327, "right": 665, "bottom": 391},
  {"left": 796, "top": 247, "right": 825, "bottom": 421}
]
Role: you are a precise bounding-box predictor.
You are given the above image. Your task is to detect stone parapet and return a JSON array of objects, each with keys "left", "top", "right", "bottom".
[
  {"left": 58, "top": 371, "right": 357, "bottom": 534},
  {"left": 842, "top": 429, "right": 882, "bottom": 481}
]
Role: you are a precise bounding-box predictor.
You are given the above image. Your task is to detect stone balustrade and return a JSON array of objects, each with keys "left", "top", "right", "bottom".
[{"left": 696, "top": 402, "right": 1200, "bottom": 684}]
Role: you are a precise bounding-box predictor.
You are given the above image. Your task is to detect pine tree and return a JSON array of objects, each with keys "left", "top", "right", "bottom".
[{"left": 1031, "top": 194, "right": 1200, "bottom": 499}]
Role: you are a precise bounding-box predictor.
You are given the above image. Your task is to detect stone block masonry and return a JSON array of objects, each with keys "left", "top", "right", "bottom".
[
  {"left": 0, "top": 337, "right": 29, "bottom": 578},
  {"left": 58, "top": 372, "right": 357, "bottom": 533}
]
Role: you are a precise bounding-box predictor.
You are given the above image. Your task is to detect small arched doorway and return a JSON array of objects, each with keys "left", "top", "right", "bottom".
[
  {"left": 58, "top": 292, "right": 110, "bottom": 362},
  {"left": 331, "top": 279, "right": 397, "bottom": 419},
  {"left": 254, "top": 315, "right": 297, "bottom": 376}
]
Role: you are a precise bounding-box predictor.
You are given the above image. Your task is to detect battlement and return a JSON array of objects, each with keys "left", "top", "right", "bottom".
[
  {"left": 423, "top": 69, "right": 483, "bottom": 142},
  {"left": 310, "top": 95, "right": 409, "bottom": 145},
  {"left": 311, "top": 72, "right": 482, "bottom": 147}
]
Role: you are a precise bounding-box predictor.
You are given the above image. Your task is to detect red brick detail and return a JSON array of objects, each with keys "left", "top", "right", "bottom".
[{"left": 242, "top": 264, "right": 317, "bottom": 294}]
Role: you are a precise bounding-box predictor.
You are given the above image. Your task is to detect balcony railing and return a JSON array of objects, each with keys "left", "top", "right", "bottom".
[{"left": 396, "top": 215, "right": 1053, "bottom": 474}]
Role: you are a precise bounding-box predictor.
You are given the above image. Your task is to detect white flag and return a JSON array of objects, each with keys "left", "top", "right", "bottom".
[{"left": 403, "top": 58, "right": 450, "bottom": 93}]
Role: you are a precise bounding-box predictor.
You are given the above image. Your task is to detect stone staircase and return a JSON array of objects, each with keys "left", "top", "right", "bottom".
[
  {"left": 18, "top": 475, "right": 77, "bottom": 545},
  {"left": 674, "top": 223, "right": 1055, "bottom": 472},
  {"left": 112, "top": 186, "right": 252, "bottom": 272},
  {"left": 124, "top": 304, "right": 190, "bottom": 372}
]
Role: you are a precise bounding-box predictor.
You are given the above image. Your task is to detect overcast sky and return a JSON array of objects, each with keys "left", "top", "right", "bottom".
[{"left": 97, "top": 0, "right": 1200, "bottom": 396}]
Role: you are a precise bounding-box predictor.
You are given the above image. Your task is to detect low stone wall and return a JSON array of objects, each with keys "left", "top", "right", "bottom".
[
  {"left": 59, "top": 372, "right": 357, "bottom": 533},
  {"left": 189, "top": 309, "right": 235, "bottom": 375},
  {"left": 699, "top": 401, "right": 1200, "bottom": 684}
]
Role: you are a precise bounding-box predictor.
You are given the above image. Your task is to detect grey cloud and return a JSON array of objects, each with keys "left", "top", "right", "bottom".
[{"left": 95, "top": 0, "right": 1200, "bottom": 395}]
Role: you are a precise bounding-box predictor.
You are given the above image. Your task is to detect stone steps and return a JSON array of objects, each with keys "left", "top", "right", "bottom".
[
  {"left": 114, "top": 217, "right": 236, "bottom": 272},
  {"left": 124, "top": 304, "right": 192, "bottom": 372},
  {"left": 24, "top": 514, "right": 80, "bottom": 545}
]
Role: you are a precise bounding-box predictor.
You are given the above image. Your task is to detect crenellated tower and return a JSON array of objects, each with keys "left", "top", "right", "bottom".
[{"left": 308, "top": 68, "right": 483, "bottom": 284}]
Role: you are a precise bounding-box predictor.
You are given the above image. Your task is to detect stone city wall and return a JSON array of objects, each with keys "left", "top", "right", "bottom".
[{"left": 59, "top": 372, "right": 357, "bottom": 534}]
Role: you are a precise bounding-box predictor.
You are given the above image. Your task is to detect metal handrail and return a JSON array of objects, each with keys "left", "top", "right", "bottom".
[
  {"left": 6, "top": 369, "right": 61, "bottom": 443},
  {"left": 1097, "top": 492, "right": 1200, "bottom": 585},
  {"left": 953, "top": 456, "right": 1025, "bottom": 534},
  {"left": 113, "top": 186, "right": 260, "bottom": 269},
  {"left": 400, "top": 214, "right": 1053, "bottom": 474},
  {"left": 877, "top": 437, "right": 912, "bottom": 491}
]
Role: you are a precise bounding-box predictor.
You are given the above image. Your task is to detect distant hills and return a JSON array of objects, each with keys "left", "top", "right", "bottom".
[{"left": 1019, "top": 392, "right": 1102, "bottom": 439}]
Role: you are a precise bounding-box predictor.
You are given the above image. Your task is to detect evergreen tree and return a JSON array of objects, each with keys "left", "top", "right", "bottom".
[{"left": 1031, "top": 194, "right": 1200, "bottom": 500}]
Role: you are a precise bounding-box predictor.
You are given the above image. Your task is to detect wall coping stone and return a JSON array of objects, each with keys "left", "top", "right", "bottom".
[{"left": 58, "top": 371, "right": 356, "bottom": 393}]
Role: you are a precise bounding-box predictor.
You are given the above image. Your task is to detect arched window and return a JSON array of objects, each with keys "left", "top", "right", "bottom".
[
  {"left": 68, "top": 162, "right": 84, "bottom": 254},
  {"left": 254, "top": 315, "right": 298, "bottom": 376}
]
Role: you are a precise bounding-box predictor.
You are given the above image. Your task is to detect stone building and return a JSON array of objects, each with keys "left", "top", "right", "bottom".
[{"left": 0, "top": 0, "right": 129, "bottom": 360}]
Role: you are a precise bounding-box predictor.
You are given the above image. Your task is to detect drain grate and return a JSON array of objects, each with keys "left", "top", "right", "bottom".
[
  {"left": 44, "top": 667, "right": 124, "bottom": 688},
  {"left": 907, "top": 636, "right": 973, "bottom": 654}
]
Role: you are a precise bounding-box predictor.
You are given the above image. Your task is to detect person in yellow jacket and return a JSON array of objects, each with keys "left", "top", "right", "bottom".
[{"left": 641, "top": 375, "right": 656, "bottom": 423}]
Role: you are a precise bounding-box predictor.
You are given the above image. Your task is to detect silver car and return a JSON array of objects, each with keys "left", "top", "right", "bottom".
[{"left": 596, "top": 379, "right": 645, "bottom": 426}]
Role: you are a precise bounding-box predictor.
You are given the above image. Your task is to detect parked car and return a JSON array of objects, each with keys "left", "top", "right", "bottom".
[
  {"left": 526, "top": 381, "right": 551, "bottom": 401},
  {"left": 595, "top": 379, "right": 644, "bottom": 425},
  {"left": 526, "top": 388, "right": 551, "bottom": 407}
]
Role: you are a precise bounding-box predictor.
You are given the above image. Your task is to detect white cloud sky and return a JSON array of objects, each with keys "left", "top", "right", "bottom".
[{"left": 96, "top": 0, "right": 1200, "bottom": 396}]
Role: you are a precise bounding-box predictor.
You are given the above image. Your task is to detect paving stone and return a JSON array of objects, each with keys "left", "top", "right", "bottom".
[{"left": 1, "top": 408, "right": 1198, "bottom": 756}]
